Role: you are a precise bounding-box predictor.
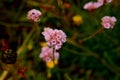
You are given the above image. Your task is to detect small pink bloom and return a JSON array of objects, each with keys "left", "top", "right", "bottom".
[
  {"left": 27, "top": 9, "right": 42, "bottom": 22},
  {"left": 83, "top": 1, "right": 103, "bottom": 12},
  {"left": 97, "top": 0, "right": 112, "bottom": 4},
  {"left": 83, "top": 2, "right": 94, "bottom": 11},
  {"left": 101, "top": 16, "right": 117, "bottom": 29},
  {"left": 96, "top": 0, "right": 104, "bottom": 7},
  {"left": 42, "top": 28, "right": 67, "bottom": 50},
  {"left": 40, "top": 46, "right": 59, "bottom": 62}
]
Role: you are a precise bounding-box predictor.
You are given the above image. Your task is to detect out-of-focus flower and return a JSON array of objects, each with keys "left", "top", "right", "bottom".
[
  {"left": 97, "top": 0, "right": 112, "bottom": 4},
  {"left": 105, "top": 0, "right": 112, "bottom": 3},
  {"left": 83, "top": 1, "right": 103, "bottom": 12},
  {"left": 72, "top": 15, "right": 83, "bottom": 26},
  {"left": 39, "top": 46, "right": 59, "bottom": 62},
  {"left": 101, "top": 16, "right": 117, "bottom": 29},
  {"left": 27, "top": 9, "right": 42, "bottom": 22},
  {"left": 46, "top": 60, "right": 58, "bottom": 69},
  {"left": 83, "top": 0, "right": 112, "bottom": 12},
  {"left": 42, "top": 28, "right": 67, "bottom": 50}
]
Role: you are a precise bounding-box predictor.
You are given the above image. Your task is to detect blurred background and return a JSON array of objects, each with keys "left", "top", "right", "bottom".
[{"left": 0, "top": 0, "right": 120, "bottom": 80}]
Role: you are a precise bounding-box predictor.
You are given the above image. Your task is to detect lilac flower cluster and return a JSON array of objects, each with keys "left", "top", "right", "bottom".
[
  {"left": 83, "top": 0, "right": 112, "bottom": 11},
  {"left": 40, "top": 28, "right": 67, "bottom": 62},
  {"left": 27, "top": 9, "right": 42, "bottom": 22},
  {"left": 101, "top": 16, "right": 117, "bottom": 29}
]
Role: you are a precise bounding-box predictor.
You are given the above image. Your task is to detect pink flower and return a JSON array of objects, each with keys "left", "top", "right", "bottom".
[
  {"left": 101, "top": 16, "right": 117, "bottom": 29},
  {"left": 83, "top": 1, "right": 103, "bottom": 12},
  {"left": 105, "top": 0, "right": 112, "bottom": 4},
  {"left": 42, "top": 28, "right": 67, "bottom": 50},
  {"left": 27, "top": 9, "right": 42, "bottom": 22},
  {"left": 83, "top": 0, "right": 112, "bottom": 12},
  {"left": 97, "top": 0, "right": 112, "bottom": 4},
  {"left": 40, "top": 46, "right": 59, "bottom": 62}
]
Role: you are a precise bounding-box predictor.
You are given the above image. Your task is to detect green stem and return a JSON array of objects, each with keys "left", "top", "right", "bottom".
[
  {"left": 104, "top": 53, "right": 120, "bottom": 71},
  {"left": 0, "top": 21, "right": 32, "bottom": 27},
  {"left": 17, "top": 28, "right": 34, "bottom": 55},
  {"left": 67, "top": 38, "right": 120, "bottom": 74},
  {"left": 82, "top": 27, "right": 104, "bottom": 42},
  {"left": 13, "top": 0, "right": 25, "bottom": 22},
  {"left": 53, "top": 0, "right": 61, "bottom": 11},
  {"left": 64, "top": 73, "right": 72, "bottom": 80},
  {"left": 63, "top": 47, "right": 91, "bottom": 56},
  {"left": 52, "top": 47, "right": 56, "bottom": 65}
]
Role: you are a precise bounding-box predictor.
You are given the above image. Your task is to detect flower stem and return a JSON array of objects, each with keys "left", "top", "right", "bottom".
[
  {"left": 67, "top": 38, "right": 120, "bottom": 74},
  {"left": 52, "top": 47, "right": 56, "bottom": 65},
  {"left": 82, "top": 27, "right": 104, "bottom": 42},
  {"left": 33, "top": 22, "right": 37, "bottom": 32}
]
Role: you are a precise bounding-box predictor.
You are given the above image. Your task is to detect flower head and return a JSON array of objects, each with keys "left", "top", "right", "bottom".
[
  {"left": 97, "top": 0, "right": 112, "bottom": 4},
  {"left": 27, "top": 9, "right": 42, "bottom": 22},
  {"left": 83, "top": 1, "right": 103, "bottom": 12},
  {"left": 42, "top": 28, "right": 67, "bottom": 50},
  {"left": 39, "top": 46, "right": 59, "bottom": 62},
  {"left": 105, "top": 0, "right": 112, "bottom": 4},
  {"left": 101, "top": 16, "right": 117, "bottom": 29},
  {"left": 72, "top": 15, "right": 83, "bottom": 26}
]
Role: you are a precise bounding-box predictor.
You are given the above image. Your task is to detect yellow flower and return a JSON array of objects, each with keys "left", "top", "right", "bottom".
[
  {"left": 46, "top": 60, "right": 58, "bottom": 69},
  {"left": 40, "top": 42, "right": 47, "bottom": 47},
  {"left": 72, "top": 15, "right": 83, "bottom": 26}
]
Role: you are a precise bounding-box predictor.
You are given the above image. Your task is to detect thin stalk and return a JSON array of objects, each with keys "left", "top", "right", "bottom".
[
  {"left": 17, "top": 28, "right": 34, "bottom": 55},
  {"left": 52, "top": 47, "right": 56, "bottom": 65},
  {"left": 82, "top": 27, "right": 104, "bottom": 42},
  {"left": 64, "top": 73, "right": 72, "bottom": 80},
  {"left": 67, "top": 38, "right": 120, "bottom": 74},
  {"left": 33, "top": 22, "right": 37, "bottom": 32},
  {"left": 53, "top": 0, "right": 61, "bottom": 11}
]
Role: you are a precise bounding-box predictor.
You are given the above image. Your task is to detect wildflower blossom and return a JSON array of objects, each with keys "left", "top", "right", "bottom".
[
  {"left": 105, "top": 0, "right": 112, "bottom": 4},
  {"left": 101, "top": 16, "right": 117, "bottom": 29},
  {"left": 46, "top": 60, "right": 58, "bottom": 69},
  {"left": 97, "top": 0, "right": 112, "bottom": 4},
  {"left": 39, "top": 46, "right": 59, "bottom": 62},
  {"left": 83, "top": 1, "right": 103, "bottom": 12},
  {"left": 42, "top": 28, "right": 67, "bottom": 50},
  {"left": 72, "top": 15, "right": 83, "bottom": 26},
  {"left": 27, "top": 9, "right": 42, "bottom": 22}
]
